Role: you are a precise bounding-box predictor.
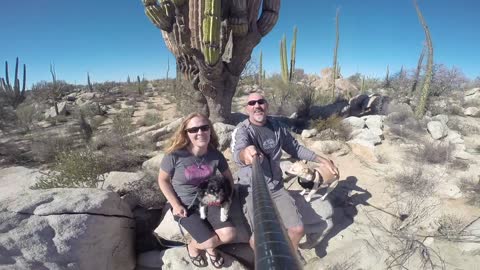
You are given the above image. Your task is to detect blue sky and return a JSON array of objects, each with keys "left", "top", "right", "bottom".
[{"left": 2, "top": 0, "right": 479, "bottom": 87}]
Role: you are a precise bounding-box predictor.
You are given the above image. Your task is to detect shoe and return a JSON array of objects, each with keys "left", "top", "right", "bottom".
[
  {"left": 206, "top": 250, "right": 225, "bottom": 269},
  {"left": 186, "top": 246, "right": 207, "bottom": 268}
]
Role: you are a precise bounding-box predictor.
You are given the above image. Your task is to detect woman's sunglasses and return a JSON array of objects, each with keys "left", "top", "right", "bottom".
[
  {"left": 185, "top": 125, "right": 210, "bottom": 134},
  {"left": 247, "top": 99, "right": 267, "bottom": 106}
]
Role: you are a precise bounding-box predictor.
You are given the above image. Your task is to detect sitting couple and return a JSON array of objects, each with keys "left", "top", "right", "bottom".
[{"left": 157, "top": 93, "right": 338, "bottom": 268}]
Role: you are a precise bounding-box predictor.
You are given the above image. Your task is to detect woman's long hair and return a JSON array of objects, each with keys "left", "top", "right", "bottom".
[{"left": 164, "top": 113, "right": 220, "bottom": 154}]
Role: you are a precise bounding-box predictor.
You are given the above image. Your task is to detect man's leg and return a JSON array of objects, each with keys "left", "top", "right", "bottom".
[{"left": 272, "top": 188, "right": 305, "bottom": 250}]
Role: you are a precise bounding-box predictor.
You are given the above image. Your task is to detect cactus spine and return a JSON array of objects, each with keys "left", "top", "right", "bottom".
[
  {"left": 280, "top": 26, "right": 297, "bottom": 84},
  {"left": 413, "top": 0, "right": 434, "bottom": 118},
  {"left": 331, "top": 8, "right": 340, "bottom": 101},
  {"left": 0, "top": 57, "right": 27, "bottom": 108}
]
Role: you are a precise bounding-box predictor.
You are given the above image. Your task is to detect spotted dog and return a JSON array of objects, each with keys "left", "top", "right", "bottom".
[{"left": 197, "top": 175, "right": 232, "bottom": 222}]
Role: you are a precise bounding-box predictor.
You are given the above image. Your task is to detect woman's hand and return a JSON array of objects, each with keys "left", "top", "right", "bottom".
[
  {"left": 172, "top": 204, "right": 187, "bottom": 218},
  {"left": 316, "top": 156, "right": 339, "bottom": 177}
]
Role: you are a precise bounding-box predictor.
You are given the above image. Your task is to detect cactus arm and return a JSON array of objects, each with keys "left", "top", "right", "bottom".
[
  {"left": 22, "top": 64, "right": 26, "bottom": 93},
  {"left": 257, "top": 0, "right": 280, "bottom": 36},
  {"left": 14, "top": 58, "right": 19, "bottom": 94},
  {"left": 143, "top": 0, "right": 175, "bottom": 32},
  {"left": 289, "top": 26, "right": 297, "bottom": 82},
  {"left": 280, "top": 35, "right": 288, "bottom": 83},
  {"left": 4, "top": 61, "right": 10, "bottom": 90},
  {"left": 202, "top": 0, "right": 222, "bottom": 65},
  {"left": 229, "top": 0, "right": 248, "bottom": 37}
]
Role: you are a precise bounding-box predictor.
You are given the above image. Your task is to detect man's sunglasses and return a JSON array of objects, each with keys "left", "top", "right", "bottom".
[
  {"left": 185, "top": 125, "right": 210, "bottom": 134},
  {"left": 247, "top": 99, "right": 267, "bottom": 106}
]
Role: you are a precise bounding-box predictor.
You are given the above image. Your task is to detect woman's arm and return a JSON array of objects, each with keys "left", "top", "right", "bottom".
[{"left": 158, "top": 169, "right": 186, "bottom": 217}]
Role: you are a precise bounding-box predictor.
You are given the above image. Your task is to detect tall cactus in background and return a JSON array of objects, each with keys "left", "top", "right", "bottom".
[
  {"left": 331, "top": 8, "right": 340, "bottom": 101},
  {"left": 0, "top": 57, "right": 27, "bottom": 108},
  {"left": 384, "top": 64, "right": 390, "bottom": 87},
  {"left": 413, "top": 0, "right": 433, "bottom": 118},
  {"left": 258, "top": 51, "right": 263, "bottom": 86},
  {"left": 142, "top": 0, "right": 280, "bottom": 122},
  {"left": 87, "top": 72, "right": 94, "bottom": 92},
  {"left": 280, "top": 26, "right": 297, "bottom": 84},
  {"left": 411, "top": 44, "right": 425, "bottom": 94}
]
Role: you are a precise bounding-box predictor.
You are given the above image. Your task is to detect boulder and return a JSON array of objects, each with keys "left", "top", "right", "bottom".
[
  {"left": 149, "top": 117, "right": 184, "bottom": 141},
  {"left": 350, "top": 129, "right": 382, "bottom": 146},
  {"left": 213, "top": 122, "right": 236, "bottom": 151},
  {"left": 142, "top": 152, "right": 166, "bottom": 179},
  {"left": 427, "top": 121, "right": 448, "bottom": 140},
  {"left": 301, "top": 128, "right": 318, "bottom": 139},
  {"left": 363, "top": 115, "right": 384, "bottom": 130},
  {"left": 102, "top": 171, "right": 146, "bottom": 192},
  {"left": 464, "top": 87, "right": 480, "bottom": 102},
  {"left": 0, "top": 188, "right": 135, "bottom": 270},
  {"left": 310, "top": 140, "right": 350, "bottom": 156},
  {"left": 464, "top": 107, "right": 480, "bottom": 117},
  {"left": 342, "top": 117, "right": 365, "bottom": 130},
  {"left": 137, "top": 247, "right": 247, "bottom": 270}
]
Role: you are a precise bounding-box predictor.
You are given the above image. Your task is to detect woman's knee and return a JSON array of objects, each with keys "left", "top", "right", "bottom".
[
  {"left": 216, "top": 226, "right": 237, "bottom": 243},
  {"left": 196, "top": 234, "right": 220, "bottom": 249},
  {"left": 288, "top": 225, "right": 305, "bottom": 237}
]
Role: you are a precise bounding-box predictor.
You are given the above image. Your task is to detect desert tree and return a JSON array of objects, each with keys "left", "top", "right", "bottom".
[{"left": 141, "top": 0, "right": 280, "bottom": 122}]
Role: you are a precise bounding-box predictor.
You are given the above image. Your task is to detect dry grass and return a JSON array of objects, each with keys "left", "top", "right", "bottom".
[
  {"left": 312, "top": 115, "right": 352, "bottom": 141},
  {"left": 390, "top": 167, "right": 436, "bottom": 197},
  {"left": 435, "top": 214, "right": 467, "bottom": 240},
  {"left": 411, "top": 140, "right": 453, "bottom": 164},
  {"left": 458, "top": 176, "right": 480, "bottom": 207}
]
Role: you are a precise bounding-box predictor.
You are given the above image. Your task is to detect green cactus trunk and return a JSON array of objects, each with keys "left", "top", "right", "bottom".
[
  {"left": 289, "top": 26, "right": 297, "bottom": 82},
  {"left": 385, "top": 65, "right": 390, "bottom": 87},
  {"left": 331, "top": 8, "right": 340, "bottom": 101},
  {"left": 280, "top": 35, "right": 288, "bottom": 84},
  {"left": 413, "top": 0, "right": 434, "bottom": 119},
  {"left": 258, "top": 51, "right": 263, "bottom": 86},
  {"left": 142, "top": 0, "right": 280, "bottom": 122},
  {"left": 87, "top": 73, "right": 94, "bottom": 92},
  {"left": 411, "top": 45, "right": 425, "bottom": 94}
]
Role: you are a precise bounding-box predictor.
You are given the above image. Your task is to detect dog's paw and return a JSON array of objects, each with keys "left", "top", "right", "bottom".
[
  {"left": 220, "top": 214, "right": 228, "bottom": 222},
  {"left": 305, "top": 196, "right": 312, "bottom": 202},
  {"left": 199, "top": 207, "right": 207, "bottom": 219}
]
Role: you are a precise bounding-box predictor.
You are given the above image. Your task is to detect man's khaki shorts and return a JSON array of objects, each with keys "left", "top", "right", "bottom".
[{"left": 238, "top": 185, "right": 303, "bottom": 234}]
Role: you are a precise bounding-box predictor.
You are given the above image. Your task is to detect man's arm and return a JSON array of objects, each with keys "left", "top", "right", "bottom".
[{"left": 232, "top": 125, "right": 262, "bottom": 166}]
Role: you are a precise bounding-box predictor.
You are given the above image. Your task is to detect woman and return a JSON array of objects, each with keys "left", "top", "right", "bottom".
[{"left": 158, "top": 113, "right": 236, "bottom": 268}]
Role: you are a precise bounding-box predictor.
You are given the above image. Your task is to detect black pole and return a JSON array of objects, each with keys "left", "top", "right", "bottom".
[{"left": 252, "top": 156, "right": 302, "bottom": 270}]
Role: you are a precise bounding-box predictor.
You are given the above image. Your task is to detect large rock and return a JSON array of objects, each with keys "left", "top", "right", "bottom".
[
  {"left": 310, "top": 140, "right": 350, "bottom": 156},
  {"left": 427, "top": 120, "right": 448, "bottom": 140},
  {"left": 464, "top": 107, "right": 480, "bottom": 117},
  {"left": 0, "top": 188, "right": 135, "bottom": 270},
  {"left": 213, "top": 122, "right": 236, "bottom": 151},
  {"left": 102, "top": 171, "right": 146, "bottom": 192},
  {"left": 363, "top": 115, "right": 384, "bottom": 130},
  {"left": 0, "top": 166, "right": 42, "bottom": 196},
  {"left": 464, "top": 87, "right": 480, "bottom": 102},
  {"left": 137, "top": 247, "right": 247, "bottom": 270},
  {"left": 142, "top": 152, "right": 166, "bottom": 178},
  {"left": 342, "top": 117, "right": 365, "bottom": 130}
]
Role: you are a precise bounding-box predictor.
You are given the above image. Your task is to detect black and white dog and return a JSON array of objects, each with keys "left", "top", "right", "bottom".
[{"left": 197, "top": 176, "right": 233, "bottom": 222}]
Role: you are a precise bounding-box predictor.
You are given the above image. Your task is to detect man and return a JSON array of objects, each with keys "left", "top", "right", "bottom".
[{"left": 231, "top": 92, "right": 339, "bottom": 253}]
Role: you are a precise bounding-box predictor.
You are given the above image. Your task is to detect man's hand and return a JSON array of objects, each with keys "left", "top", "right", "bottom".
[
  {"left": 240, "top": 145, "right": 262, "bottom": 165},
  {"left": 316, "top": 156, "right": 339, "bottom": 178}
]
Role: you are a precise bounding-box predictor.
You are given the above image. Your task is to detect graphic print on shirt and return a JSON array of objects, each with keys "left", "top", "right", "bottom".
[
  {"left": 262, "top": 138, "right": 276, "bottom": 153},
  {"left": 184, "top": 163, "right": 213, "bottom": 186}
]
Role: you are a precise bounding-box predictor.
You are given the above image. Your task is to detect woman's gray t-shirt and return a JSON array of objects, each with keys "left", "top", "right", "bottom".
[{"left": 160, "top": 148, "right": 228, "bottom": 206}]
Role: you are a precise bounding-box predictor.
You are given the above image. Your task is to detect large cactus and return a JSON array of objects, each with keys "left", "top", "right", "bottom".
[
  {"left": 331, "top": 8, "right": 340, "bottom": 101},
  {"left": 142, "top": 0, "right": 280, "bottom": 122},
  {"left": 0, "top": 57, "right": 27, "bottom": 108},
  {"left": 279, "top": 26, "right": 297, "bottom": 84},
  {"left": 413, "top": 0, "right": 433, "bottom": 118}
]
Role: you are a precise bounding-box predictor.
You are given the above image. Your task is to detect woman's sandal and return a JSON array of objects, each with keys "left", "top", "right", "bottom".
[
  {"left": 206, "top": 250, "right": 224, "bottom": 269},
  {"left": 186, "top": 246, "right": 207, "bottom": 268}
]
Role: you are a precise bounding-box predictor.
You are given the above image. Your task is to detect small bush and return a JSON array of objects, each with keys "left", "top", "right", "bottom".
[
  {"left": 312, "top": 115, "right": 352, "bottom": 141},
  {"left": 413, "top": 141, "right": 453, "bottom": 164},
  {"left": 435, "top": 214, "right": 467, "bottom": 240},
  {"left": 458, "top": 177, "right": 480, "bottom": 207},
  {"left": 15, "top": 104, "right": 36, "bottom": 132},
  {"left": 31, "top": 148, "right": 106, "bottom": 189},
  {"left": 31, "top": 136, "right": 75, "bottom": 163},
  {"left": 139, "top": 112, "right": 162, "bottom": 127},
  {"left": 390, "top": 167, "right": 435, "bottom": 197},
  {"left": 448, "top": 158, "right": 469, "bottom": 170},
  {"left": 112, "top": 110, "right": 135, "bottom": 136},
  {"left": 447, "top": 117, "right": 480, "bottom": 136}
]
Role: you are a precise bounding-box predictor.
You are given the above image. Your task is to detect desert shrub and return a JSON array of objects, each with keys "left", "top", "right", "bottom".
[
  {"left": 263, "top": 74, "right": 297, "bottom": 115},
  {"left": 447, "top": 117, "right": 480, "bottom": 136},
  {"left": 413, "top": 141, "right": 453, "bottom": 164},
  {"left": 312, "top": 115, "right": 352, "bottom": 141},
  {"left": 31, "top": 148, "right": 106, "bottom": 189},
  {"left": 139, "top": 112, "right": 162, "bottom": 127},
  {"left": 448, "top": 158, "right": 469, "bottom": 170},
  {"left": 390, "top": 167, "right": 435, "bottom": 197},
  {"left": 15, "top": 104, "right": 36, "bottom": 132},
  {"left": 386, "top": 103, "right": 424, "bottom": 139},
  {"left": 101, "top": 147, "right": 149, "bottom": 172},
  {"left": 435, "top": 214, "right": 467, "bottom": 240},
  {"left": 112, "top": 109, "right": 135, "bottom": 136},
  {"left": 116, "top": 174, "right": 166, "bottom": 209},
  {"left": 429, "top": 64, "right": 468, "bottom": 97},
  {"left": 31, "top": 136, "right": 75, "bottom": 163},
  {"left": 125, "top": 99, "right": 137, "bottom": 107},
  {"left": 458, "top": 177, "right": 480, "bottom": 207}
]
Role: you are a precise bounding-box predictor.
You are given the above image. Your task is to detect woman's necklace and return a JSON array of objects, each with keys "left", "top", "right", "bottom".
[{"left": 194, "top": 156, "right": 205, "bottom": 168}]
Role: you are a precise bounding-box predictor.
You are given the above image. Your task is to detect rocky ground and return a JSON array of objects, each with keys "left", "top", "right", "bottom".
[{"left": 1, "top": 83, "right": 479, "bottom": 269}]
